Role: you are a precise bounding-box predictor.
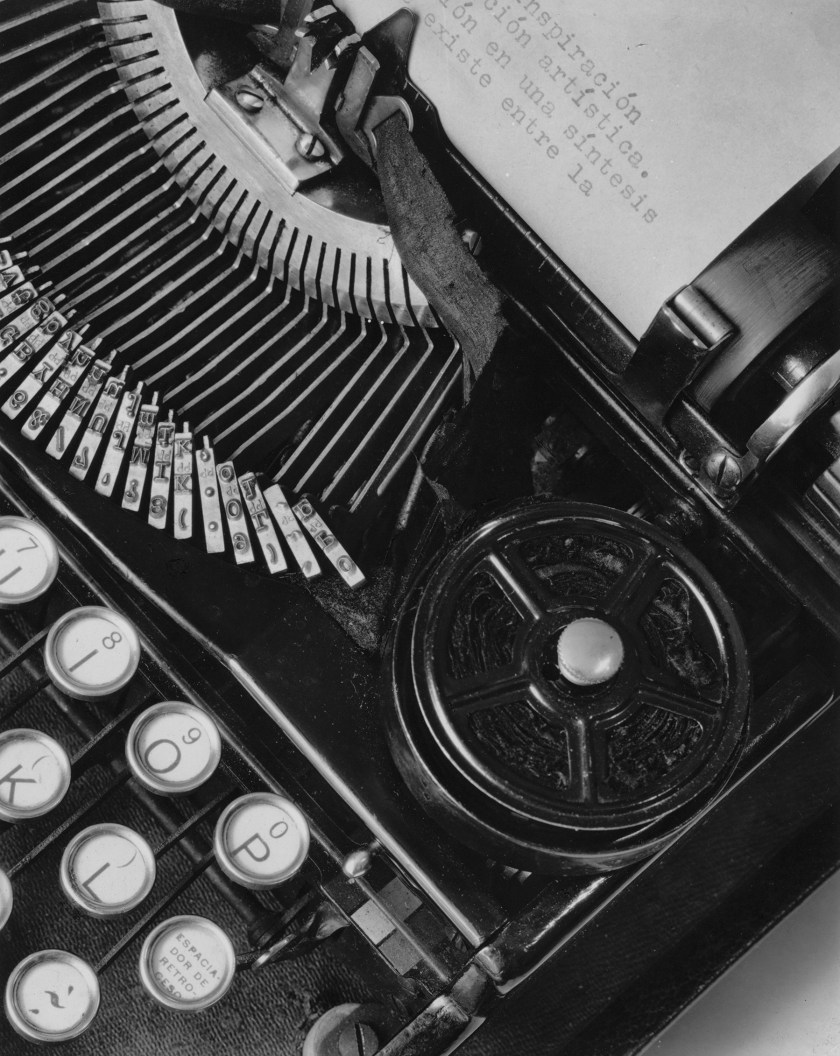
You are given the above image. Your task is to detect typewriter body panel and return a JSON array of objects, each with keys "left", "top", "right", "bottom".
[{"left": 0, "top": 2, "right": 838, "bottom": 1054}]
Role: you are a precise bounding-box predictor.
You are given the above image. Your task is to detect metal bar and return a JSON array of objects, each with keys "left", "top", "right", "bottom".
[
  {"left": 152, "top": 788, "right": 234, "bottom": 859},
  {"left": 7, "top": 771, "right": 130, "bottom": 879},
  {"left": 285, "top": 325, "right": 391, "bottom": 488},
  {"left": 169, "top": 284, "right": 288, "bottom": 406},
  {"left": 0, "top": 626, "right": 48, "bottom": 682},
  {"left": 95, "top": 852, "right": 215, "bottom": 974},
  {"left": 68, "top": 695, "right": 151, "bottom": 770},
  {"left": 0, "top": 37, "right": 108, "bottom": 105}
]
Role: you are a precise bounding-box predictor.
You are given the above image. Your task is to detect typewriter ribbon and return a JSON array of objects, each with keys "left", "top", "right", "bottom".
[{"left": 386, "top": 502, "right": 751, "bottom": 874}]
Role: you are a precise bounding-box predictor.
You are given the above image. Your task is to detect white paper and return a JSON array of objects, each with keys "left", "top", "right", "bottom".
[{"left": 338, "top": 0, "right": 840, "bottom": 337}]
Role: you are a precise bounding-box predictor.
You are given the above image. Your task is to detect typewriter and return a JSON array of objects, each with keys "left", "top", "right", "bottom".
[{"left": 0, "top": 1, "right": 838, "bottom": 1052}]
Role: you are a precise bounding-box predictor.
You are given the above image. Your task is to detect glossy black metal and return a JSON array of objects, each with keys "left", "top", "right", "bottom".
[{"left": 387, "top": 502, "right": 750, "bottom": 874}]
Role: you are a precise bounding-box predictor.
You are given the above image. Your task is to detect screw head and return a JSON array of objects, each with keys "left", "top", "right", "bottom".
[
  {"left": 235, "top": 88, "right": 264, "bottom": 114},
  {"left": 704, "top": 450, "right": 742, "bottom": 489},
  {"left": 338, "top": 1022, "right": 379, "bottom": 1056},
  {"left": 296, "top": 133, "right": 327, "bottom": 161}
]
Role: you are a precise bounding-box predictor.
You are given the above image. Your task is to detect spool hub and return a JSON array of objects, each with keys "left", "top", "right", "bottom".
[{"left": 387, "top": 502, "right": 751, "bottom": 873}]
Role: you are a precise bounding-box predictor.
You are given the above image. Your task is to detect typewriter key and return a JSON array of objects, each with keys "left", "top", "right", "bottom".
[
  {"left": 0, "top": 866, "right": 12, "bottom": 932},
  {"left": 0, "top": 516, "right": 58, "bottom": 609},
  {"left": 60, "top": 823, "right": 156, "bottom": 917},
  {"left": 213, "top": 792, "right": 310, "bottom": 889},
  {"left": 5, "top": 950, "right": 100, "bottom": 1042},
  {"left": 0, "top": 729, "right": 71, "bottom": 822},
  {"left": 125, "top": 701, "right": 222, "bottom": 796},
  {"left": 44, "top": 606, "right": 141, "bottom": 699},
  {"left": 138, "top": 915, "right": 236, "bottom": 1012}
]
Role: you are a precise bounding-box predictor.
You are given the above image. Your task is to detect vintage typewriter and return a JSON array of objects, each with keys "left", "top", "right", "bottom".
[{"left": 0, "top": 1, "right": 839, "bottom": 1052}]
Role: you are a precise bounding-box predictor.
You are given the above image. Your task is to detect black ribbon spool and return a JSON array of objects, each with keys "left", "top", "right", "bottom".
[{"left": 385, "top": 502, "right": 751, "bottom": 875}]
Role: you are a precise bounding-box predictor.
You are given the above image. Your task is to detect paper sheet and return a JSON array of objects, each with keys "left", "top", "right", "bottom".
[{"left": 338, "top": 0, "right": 840, "bottom": 338}]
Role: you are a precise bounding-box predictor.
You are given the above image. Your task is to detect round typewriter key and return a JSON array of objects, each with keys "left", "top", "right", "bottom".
[
  {"left": 44, "top": 606, "right": 141, "bottom": 699},
  {"left": 60, "top": 823, "right": 156, "bottom": 917},
  {"left": 0, "top": 866, "right": 12, "bottom": 932},
  {"left": 5, "top": 950, "right": 100, "bottom": 1043},
  {"left": 0, "top": 729, "right": 71, "bottom": 822},
  {"left": 0, "top": 516, "right": 59, "bottom": 608},
  {"left": 126, "top": 701, "right": 222, "bottom": 796},
  {"left": 138, "top": 915, "right": 236, "bottom": 1012},
  {"left": 214, "top": 792, "right": 310, "bottom": 889}
]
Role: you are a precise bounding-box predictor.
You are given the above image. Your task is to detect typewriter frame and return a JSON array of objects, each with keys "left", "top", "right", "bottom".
[{"left": 1, "top": 1, "right": 839, "bottom": 1052}]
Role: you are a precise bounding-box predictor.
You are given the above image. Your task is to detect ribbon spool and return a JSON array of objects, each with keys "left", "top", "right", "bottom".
[{"left": 386, "top": 502, "right": 751, "bottom": 874}]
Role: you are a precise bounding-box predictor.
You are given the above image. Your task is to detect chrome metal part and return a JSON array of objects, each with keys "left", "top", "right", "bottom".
[
  {"left": 239, "top": 472, "right": 288, "bottom": 572},
  {"left": 70, "top": 368, "right": 128, "bottom": 481},
  {"left": 0, "top": 0, "right": 462, "bottom": 588},
  {"left": 293, "top": 497, "right": 365, "bottom": 589},
  {"left": 197, "top": 437, "right": 225, "bottom": 554},
  {"left": 46, "top": 352, "right": 115, "bottom": 462},
  {"left": 5, "top": 950, "right": 100, "bottom": 1042},
  {"left": 60, "top": 824, "right": 156, "bottom": 917},
  {"left": 122, "top": 393, "right": 160, "bottom": 513},
  {"left": 22, "top": 342, "right": 100, "bottom": 442},
  {"left": 138, "top": 915, "right": 236, "bottom": 1012},
  {"left": 148, "top": 413, "right": 176, "bottom": 529},
  {"left": 264, "top": 483, "right": 320, "bottom": 578},
  {"left": 213, "top": 792, "right": 311, "bottom": 889},
  {"left": 172, "top": 422, "right": 194, "bottom": 539},
  {"left": 746, "top": 346, "right": 840, "bottom": 467},
  {"left": 125, "top": 701, "right": 222, "bottom": 795},
  {"left": 217, "top": 460, "right": 255, "bottom": 564},
  {"left": 0, "top": 730, "right": 71, "bottom": 823},
  {"left": 0, "top": 517, "right": 60, "bottom": 609},
  {"left": 99, "top": 1, "right": 433, "bottom": 325},
  {"left": 96, "top": 383, "right": 143, "bottom": 498}
]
